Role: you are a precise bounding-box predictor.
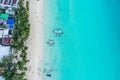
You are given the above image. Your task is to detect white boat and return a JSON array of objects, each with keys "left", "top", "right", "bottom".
[
  {"left": 53, "top": 28, "right": 63, "bottom": 36},
  {"left": 47, "top": 40, "right": 55, "bottom": 46}
]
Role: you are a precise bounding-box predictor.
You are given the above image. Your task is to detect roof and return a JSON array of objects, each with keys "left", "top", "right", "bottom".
[
  {"left": 3, "top": 29, "right": 9, "bottom": 36},
  {"left": 0, "top": 14, "right": 8, "bottom": 19},
  {"left": 0, "top": 45, "right": 10, "bottom": 60},
  {"left": 2, "top": 36, "right": 11, "bottom": 46},
  {"left": 6, "top": 9, "right": 15, "bottom": 16},
  {"left": 7, "top": 19, "right": 14, "bottom": 24},
  {"left": 0, "top": 76, "right": 4, "bottom": 80},
  {"left": 0, "top": 0, "right": 19, "bottom": 8},
  {"left": 7, "top": 19, "right": 14, "bottom": 29}
]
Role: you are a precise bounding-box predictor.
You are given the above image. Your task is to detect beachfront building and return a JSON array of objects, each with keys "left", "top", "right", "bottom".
[
  {"left": 0, "top": 13, "right": 8, "bottom": 29},
  {"left": 5, "top": 8, "right": 15, "bottom": 16},
  {"left": 0, "top": 44, "right": 11, "bottom": 59},
  {"left": 0, "top": 14, "right": 15, "bottom": 29},
  {"left": 2, "top": 36, "right": 11, "bottom": 46},
  {"left": 0, "top": 15, "right": 14, "bottom": 46},
  {"left": 0, "top": 0, "right": 19, "bottom": 9},
  {"left": 2, "top": 29, "right": 11, "bottom": 46},
  {"left": 0, "top": 13, "right": 14, "bottom": 34}
]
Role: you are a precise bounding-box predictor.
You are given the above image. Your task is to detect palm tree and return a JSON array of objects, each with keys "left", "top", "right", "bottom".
[
  {"left": 0, "top": 54, "right": 13, "bottom": 66},
  {"left": 26, "top": 1, "right": 29, "bottom": 11},
  {"left": 2, "top": 69, "right": 12, "bottom": 80}
]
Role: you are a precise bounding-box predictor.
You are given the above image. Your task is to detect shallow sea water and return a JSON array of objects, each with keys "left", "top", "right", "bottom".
[{"left": 43, "top": 0, "right": 120, "bottom": 80}]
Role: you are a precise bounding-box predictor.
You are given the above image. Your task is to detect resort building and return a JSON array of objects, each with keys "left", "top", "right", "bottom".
[
  {"left": 0, "top": 15, "right": 14, "bottom": 45},
  {"left": 2, "top": 29, "right": 11, "bottom": 46},
  {"left": 0, "top": 14, "right": 15, "bottom": 29},
  {"left": 0, "top": 45, "right": 10, "bottom": 58},
  {"left": 0, "top": 0, "right": 19, "bottom": 9},
  {"left": 5, "top": 8, "right": 15, "bottom": 16},
  {"left": 2, "top": 36, "right": 11, "bottom": 46}
]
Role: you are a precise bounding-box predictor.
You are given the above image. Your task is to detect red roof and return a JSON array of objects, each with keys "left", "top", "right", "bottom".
[
  {"left": 12, "top": 0, "right": 17, "bottom": 6},
  {"left": 4, "top": 0, "right": 9, "bottom": 5},
  {"left": 2, "top": 37, "right": 11, "bottom": 45}
]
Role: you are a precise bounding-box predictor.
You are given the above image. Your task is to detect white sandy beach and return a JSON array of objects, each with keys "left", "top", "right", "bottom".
[{"left": 25, "top": 0, "right": 44, "bottom": 80}]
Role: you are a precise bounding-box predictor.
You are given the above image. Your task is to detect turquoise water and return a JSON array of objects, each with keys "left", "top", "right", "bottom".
[{"left": 43, "top": 0, "right": 120, "bottom": 80}]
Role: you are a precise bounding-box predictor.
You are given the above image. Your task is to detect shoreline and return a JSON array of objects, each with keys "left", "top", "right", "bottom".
[{"left": 26, "top": 0, "right": 44, "bottom": 80}]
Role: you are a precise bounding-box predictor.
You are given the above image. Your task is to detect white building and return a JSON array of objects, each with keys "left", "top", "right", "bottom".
[
  {"left": 3, "top": 29, "right": 9, "bottom": 36},
  {"left": 0, "top": 0, "right": 19, "bottom": 9},
  {"left": 0, "top": 76, "right": 4, "bottom": 80},
  {"left": 0, "top": 45, "right": 10, "bottom": 60},
  {"left": 0, "top": 30, "right": 3, "bottom": 38}
]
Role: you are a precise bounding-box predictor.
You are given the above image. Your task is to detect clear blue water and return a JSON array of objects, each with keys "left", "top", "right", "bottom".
[{"left": 43, "top": 0, "right": 120, "bottom": 80}]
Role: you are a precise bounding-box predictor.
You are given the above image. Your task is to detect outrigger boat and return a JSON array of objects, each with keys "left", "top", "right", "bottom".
[
  {"left": 47, "top": 40, "right": 55, "bottom": 46},
  {"left": 53, "top": 28, "right": 63, "bottom": 37}
]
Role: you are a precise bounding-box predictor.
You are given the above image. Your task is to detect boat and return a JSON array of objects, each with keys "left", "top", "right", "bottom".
[
  {"left": 53, "top": 28, "right": 63, "bottom": 36},
  {"left": 47, "top": 40, "right": 55, "bottom": 46}
]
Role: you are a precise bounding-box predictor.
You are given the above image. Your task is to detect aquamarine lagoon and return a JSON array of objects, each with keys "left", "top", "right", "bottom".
[{"left": 43, "top": 0, "right": 120, "bottom": 80}]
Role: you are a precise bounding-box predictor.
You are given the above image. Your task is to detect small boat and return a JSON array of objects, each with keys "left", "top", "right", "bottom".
[
  {"left": 46, "top": 74, "right": 52, "bottom": 77},
  {"left": 47, "top": 40, "right": 55, "bottom": 46},
  {"left": 53, "top": 28, "right": 63, "bottom": 37}
]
